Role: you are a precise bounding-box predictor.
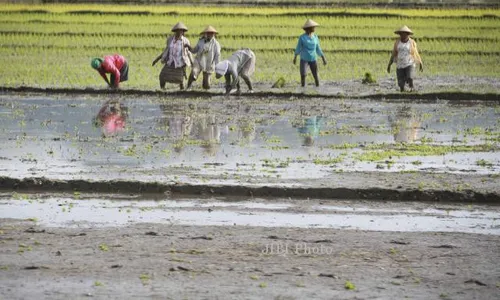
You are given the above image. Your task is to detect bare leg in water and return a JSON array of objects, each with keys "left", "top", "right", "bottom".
[{"left": 241, "top": 74, "right": 253, "bottom": 92}]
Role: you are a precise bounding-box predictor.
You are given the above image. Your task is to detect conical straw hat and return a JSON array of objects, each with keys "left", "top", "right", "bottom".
[
  {"left": 171, "top": 22, "right": 188, "bottom": 32},
  {"left": 302, "top": 19, "right": 319, "bottom": 29},
  {"left": 394, "top": 25, "right": 413, "bottom": 35},
  {"left": 201, "top": 25, "right": 218, "bottom": 34}
]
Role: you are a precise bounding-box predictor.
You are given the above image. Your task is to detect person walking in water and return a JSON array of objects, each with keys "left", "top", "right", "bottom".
[
  {"left": 387, "top": 25, "right": 424, "bottom": 92},
  {"left": 91, "top": 54, "right": 129, "bottom": 89},
  {"left": 185, "top": 25, "right": 221, "bottom": 90},
  {"left": 152, "top": 22, "right": 192, "bottom": 90},
  {"left": 293, "top": 19, "right": 327, "bottom": 87},
  {"left": 214, "top": 48, "right": 256, "bottom": 95}
]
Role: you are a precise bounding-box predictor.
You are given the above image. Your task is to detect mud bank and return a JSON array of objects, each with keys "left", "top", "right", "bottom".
[
  {"left": 1, "top": 176, "right": 499, "bottom": 203},
  {"left": 1, "top": 219, "right": 499, "bottom": 300},
  {"left": 1, "top": 86, "right": 499, "bottom": 102}
]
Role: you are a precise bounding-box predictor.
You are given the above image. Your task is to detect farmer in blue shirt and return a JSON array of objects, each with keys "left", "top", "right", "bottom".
[{"left": 293, "top": 19, "right": 327, "bottom": 87}]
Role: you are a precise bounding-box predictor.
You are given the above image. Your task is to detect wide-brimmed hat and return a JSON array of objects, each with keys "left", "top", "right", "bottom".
[
  {"left": 394, "top": 25, "right": 413, "bottom": 35},
  {"left": 302, "top": 19, "right": 319, "bottom": 29},
  {"left": 171, "top": 22, "right": 188, "bottom": 32},
  {"left": 201, "top": 25, "right": 218, "bottom": 34}
]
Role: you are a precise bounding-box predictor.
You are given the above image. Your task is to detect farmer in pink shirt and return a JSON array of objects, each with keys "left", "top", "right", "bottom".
[{"left": 91, "top": 54, "right": 129, "bottom": 88}]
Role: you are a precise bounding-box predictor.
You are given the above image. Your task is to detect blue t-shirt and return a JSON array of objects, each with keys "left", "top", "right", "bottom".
[{"left": 294, "top": 33, "right": 324, "bottom": 62}]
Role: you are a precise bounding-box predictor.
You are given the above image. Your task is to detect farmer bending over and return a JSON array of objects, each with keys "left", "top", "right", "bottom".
[
  {"left": 91, "top": 54, "right": 129, "bottom": 89},
  {"left": 215, "top": 48, "right": 256, "bottom": 95}
]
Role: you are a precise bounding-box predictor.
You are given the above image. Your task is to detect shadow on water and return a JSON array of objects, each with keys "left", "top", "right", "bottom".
[{"left": 0, "top": 95, "right": 499, "bottom": 181}]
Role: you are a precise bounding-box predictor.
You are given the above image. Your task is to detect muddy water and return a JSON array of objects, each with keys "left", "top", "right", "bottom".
[
  {"left": 0, "top": 94, "right": 499, "bottom": 184},
  {"left": 1, "top": 195, "right": 499, "bottom": 235}
]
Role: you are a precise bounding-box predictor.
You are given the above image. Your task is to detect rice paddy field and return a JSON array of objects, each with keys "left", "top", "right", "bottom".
[{"left": 0, "top": 4, "right": 499, "bottom": 89}]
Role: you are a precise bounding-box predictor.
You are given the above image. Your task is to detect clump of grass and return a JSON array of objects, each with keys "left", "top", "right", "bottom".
[
  {"left": 258, "top": 282, "right": 267, "bottom": 288},
  {"left": 476, "top": 159, "right": 493, "bottom": 167},
  {"left": 139, "top": 273, "right": 150, "bottom": 285},
  {"left": 361, "top": 72, "right": 376, "bottom": 84},
  {"left": 99, "top": 244, "right": 109, "bottom": 252},
  {"left": 344, "top": 280, "right": 356, "bottom": 290},
  {"left": 94, "top": 281, "right": 103, "bottom": 287},
  {"left": 356, "top": 143, "right": 496, "bottom": 162},
  {"left": 271, "top": 76, "right": 286, "bottom": 88}
]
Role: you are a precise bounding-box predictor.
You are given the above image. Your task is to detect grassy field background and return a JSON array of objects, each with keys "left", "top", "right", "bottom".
[{"left": 0, "top": 4, "right": 499, "bottom": 89}]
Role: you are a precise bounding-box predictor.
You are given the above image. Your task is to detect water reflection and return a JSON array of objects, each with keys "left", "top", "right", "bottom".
[
  {"left": 160, "top": 103, "right": 194, "bottom": 153},
  {"left": 195, "top": 114, "right": 221, "bottom": 156},
  {"left": 93, "top": 100, "right": 128, "bottom": 137},
  {"left": 296, "top": 116, "right": 324, "bottom": 147},
  {"left": 1, "top": 95, "right": 498, "bottom": 180},
  {"left": 389, "top": 106, "right": 421, "bottom": 143}
]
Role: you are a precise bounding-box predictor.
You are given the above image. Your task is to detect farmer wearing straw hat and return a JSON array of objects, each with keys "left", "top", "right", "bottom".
[
  {"left": 185, "top": 25, "right": 221, "bottom": 90},
  {"left": 215, "top": 48, "right": 256, "bottom": 95},
  {"left": 91, "top": 54, "right": 128, "bottom": 89},
  {"left": 387, "top": 25, "right": 424, "bottom": 92},
  {"left": 293, "top": 19, "right": 327, "bottom": 87},
  {"left": 152, "top": 22, "right": 193, "bottom": 90}
]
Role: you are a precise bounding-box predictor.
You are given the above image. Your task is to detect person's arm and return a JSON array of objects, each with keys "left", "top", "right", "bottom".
[
  {"left": 152, "top": 53, "right": 162, "bottom": 66},
  {"left": 188, "top": 38, "right": 201, "bottom": 53},
  {"left": 315, "top": 36, "right": 327, "bottom": 65},
  {"left": 387, "top": 40, "right": 398, "bottom": 73},
  {"left": 213, "top": 41, "right": 221, "bottom": 66},
  {"left": 108, "top": 63, "right": 121, "bottom": 88},
  {"left": 412, "top": 40, "right": 424, "bottom": 72},
  {"left": 159, "top": 37, "right": 171, "bottom": 64},
  {"left": 229, "top": 64, "right": 240, "bottom": 91},
  {"left": 153, "top": 42, "right": 168, "bottom": 66},
  {"left": 184, "top": 38, "right": 193, "bottom": 66},
  {"left": 293, "top": 36, "right": 302, "bottom": 64},
  {"left": 98, "top": 69, "right": 110, "bottom": 86},
  {"left": 224, "top": 73, "right": 232, "bottom": 94}
]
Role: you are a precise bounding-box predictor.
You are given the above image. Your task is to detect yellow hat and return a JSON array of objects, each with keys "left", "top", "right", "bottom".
[
  {"left": 302, "top": 19, "right": 319, "bottom": 29},
  {"left": 201, "top": 25, "right": 218, "bottom": 34},
  {"left": 171, "top": 22, "right": 188, "bottom": 32},
  {"left": 394, "top": 25, "right": 413, "bottom": 35}
]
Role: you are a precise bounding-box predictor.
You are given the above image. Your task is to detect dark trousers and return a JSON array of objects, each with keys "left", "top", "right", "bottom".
[
  {"left": 396, "top": 65, "right": 415, "bottom": 91},
  {"left": 188, "top": 71, "right": 211, "bottom": 90},
  {"left": 300, "top": 60, "right": 319, "bottom": 87},
  {"left": 110, "top": 61, "right": 129, "bottom": 84}
]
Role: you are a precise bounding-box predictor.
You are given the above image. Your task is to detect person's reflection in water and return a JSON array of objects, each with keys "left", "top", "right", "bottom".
[
  {"left": 196, "top": 114, "right": 220, "bottom": 156},
  {"left": 93, "top": 100, "right": 128, "bottom": 137},
  {"left": 170, "top": 115, "right": 194, "bottom": 154},
  {"left": 390, "top": 106, "right": 421, "bottom": 143},
  {"left": 297, "top": 116, "right": 324, "bottom": 146},
  {"left": 161, "top": 104, "right": 195, "bottom": 154},
  {"left": 237, "top": 105, "right": 256, "bottom": 145}
]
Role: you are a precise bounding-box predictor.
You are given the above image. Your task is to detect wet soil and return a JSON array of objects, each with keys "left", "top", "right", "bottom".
[
  {"left": 1, "top": 84, "right": 499, "bottom": 299},
  {"left": 1, "top": 218, "right": 499, "bottom": 300},
  {"left": 1, "top": 75, "right": 499, "bottom": 101}
]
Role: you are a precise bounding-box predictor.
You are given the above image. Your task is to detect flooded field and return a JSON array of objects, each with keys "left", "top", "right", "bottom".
[
  {"left": 1, "top": 94, "right": 500, "bottom": 300},
  {"left": 0, "top": 94, "right": 499, "bottom": 185},
  {"left": 1, "top": 194, "right": 499, "bottom": 235}
]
